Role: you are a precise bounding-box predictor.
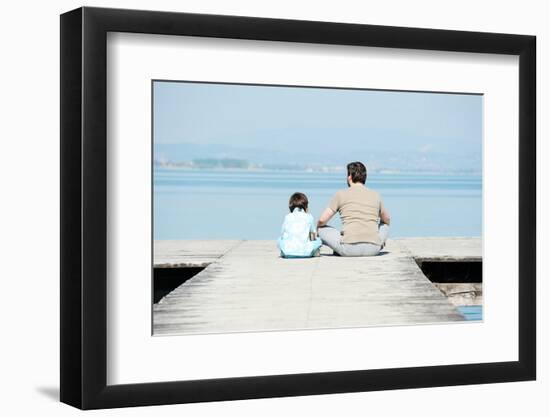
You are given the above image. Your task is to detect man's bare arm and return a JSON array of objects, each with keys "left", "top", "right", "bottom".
[
  {"left": 380, "top": 206, "right": 391, "bottom": 225},
  {"left": 317, "top": 208, "right": 335, "bottom": 228}
]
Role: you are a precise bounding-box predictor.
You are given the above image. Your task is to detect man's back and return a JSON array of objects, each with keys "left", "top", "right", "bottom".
[{"left": 328, "top": 184, "right": 382, "bottom": 245}]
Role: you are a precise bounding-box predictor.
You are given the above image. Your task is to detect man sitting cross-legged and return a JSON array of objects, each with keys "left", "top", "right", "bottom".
[{"left": 317, "top": 161, "right": 390, "bottom": 257}]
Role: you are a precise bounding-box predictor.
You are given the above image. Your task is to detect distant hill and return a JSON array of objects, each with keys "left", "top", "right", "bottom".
[{"left": 153, "top": 142, "right": 481, "bottom": 174}]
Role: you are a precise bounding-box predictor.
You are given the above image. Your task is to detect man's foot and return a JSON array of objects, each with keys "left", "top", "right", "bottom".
[{"left": 313, "top": 249, "right": 321, "bottom": 257}]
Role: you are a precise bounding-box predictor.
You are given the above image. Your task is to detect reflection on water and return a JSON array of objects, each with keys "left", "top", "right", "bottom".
[{"left": 154, "top": 169, "right": 482, "bottom": 240}]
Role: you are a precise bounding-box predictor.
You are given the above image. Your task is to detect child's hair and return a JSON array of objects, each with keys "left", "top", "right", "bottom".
[{"left": 288, "top": 192, "right": 309, "bottom": 212}]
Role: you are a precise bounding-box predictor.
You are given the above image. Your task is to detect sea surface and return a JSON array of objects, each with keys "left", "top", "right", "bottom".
[
  {"left": 153, "top": 168, "right": 482, "bottom": 240},
  {"left": 456, "top": 305, "right": 483, "bottom": 321}
]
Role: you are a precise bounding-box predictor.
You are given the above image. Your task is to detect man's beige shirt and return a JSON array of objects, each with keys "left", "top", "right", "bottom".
[{"left": 328, "top": 183, "right": 383, "bottom": 245}]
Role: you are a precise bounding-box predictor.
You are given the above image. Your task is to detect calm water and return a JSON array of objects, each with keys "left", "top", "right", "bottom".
[
  {"left": 456, "top": 305, "right": 483, "bottom": 321},
  {"left": 153, "top": 169, "right": 482, "bottom": 240}
]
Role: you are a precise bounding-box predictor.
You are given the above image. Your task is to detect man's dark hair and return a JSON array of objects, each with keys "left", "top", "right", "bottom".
[
  {"left": 288, "top": 192, "right": 309, "bottom": 212},
  {"left": 347, "top": 161, "right": 367, "bottom": 184}
]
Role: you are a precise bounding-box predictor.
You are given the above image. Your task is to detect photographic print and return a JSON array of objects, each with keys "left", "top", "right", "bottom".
[{"left": 152, "top": 80, "right": 483, "bottom": 335}]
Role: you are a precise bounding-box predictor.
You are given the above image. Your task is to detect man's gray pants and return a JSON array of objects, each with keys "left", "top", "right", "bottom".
[{"left": 318, "top": 224, "right": 390, "bottom": 257}]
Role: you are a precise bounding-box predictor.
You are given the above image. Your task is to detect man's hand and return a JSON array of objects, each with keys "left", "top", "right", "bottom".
[{"left": 317, "top": 208, "right": 335, "bottom": 229}]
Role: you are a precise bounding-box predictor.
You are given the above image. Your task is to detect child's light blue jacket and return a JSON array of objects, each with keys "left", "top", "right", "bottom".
[{"left": 277, "top": 208, "right": 322, "bottom": 258}]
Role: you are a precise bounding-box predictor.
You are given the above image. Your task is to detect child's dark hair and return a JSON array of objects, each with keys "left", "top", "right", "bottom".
[{"left": 288, "top": 192, "right": 308, "bottom": 212}]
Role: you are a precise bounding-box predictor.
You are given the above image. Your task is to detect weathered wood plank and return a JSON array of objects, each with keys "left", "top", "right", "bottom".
[
  {"left": 153, "top": 238, "right": 479, "bottom": 335},
  {"left": 434, "top": 283, "right": 483, "bottom": 306},
  {"left": 397, "top": 237, "right": 481, "bottom": 262},
  {"left": 153, "top": 240, "right": 242, "bottom": 268}
]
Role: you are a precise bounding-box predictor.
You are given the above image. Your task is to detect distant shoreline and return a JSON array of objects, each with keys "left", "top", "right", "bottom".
[{"left": 153, "top": 163, "right": 482, "bottom": 177}]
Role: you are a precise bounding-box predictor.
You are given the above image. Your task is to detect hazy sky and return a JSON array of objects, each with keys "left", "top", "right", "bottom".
[{"left": 153, "top": 81, "right": 482, "bottom": 169}]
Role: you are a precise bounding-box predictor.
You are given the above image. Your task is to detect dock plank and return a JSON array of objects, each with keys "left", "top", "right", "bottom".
[
  {"left": 153, "top": 238, "right": 477, "bottom": 335},
  {"left": 397, "top": 237, "right": 481, "bottom": 262},
  {"left": 153, "top": 240, "right": 241, "bottom": 268}
]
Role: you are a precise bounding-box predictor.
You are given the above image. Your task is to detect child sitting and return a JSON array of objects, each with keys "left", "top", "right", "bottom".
[{"left": 277, "top": 192, "right": 322, "bottom": 258}]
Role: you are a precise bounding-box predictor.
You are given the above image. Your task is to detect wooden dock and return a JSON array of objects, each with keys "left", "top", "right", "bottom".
[
  {"left": 154, "top": 240, "right": 242, "bottom": 268},
  {"left": 153, "top": 238, "right": 481, "bottom": 336},
  {"left": 396, "top": 237, "right": 482, "bottom": 263}
]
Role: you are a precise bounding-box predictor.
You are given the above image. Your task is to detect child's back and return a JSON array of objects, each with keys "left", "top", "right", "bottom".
[{"left": 278, "top": 208, "right": 322, "bottom": 258}]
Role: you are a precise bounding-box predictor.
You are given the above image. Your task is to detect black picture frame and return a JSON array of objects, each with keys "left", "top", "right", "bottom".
[{"left": 60, "top": 6, "right": 536, "bottom": 410}]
